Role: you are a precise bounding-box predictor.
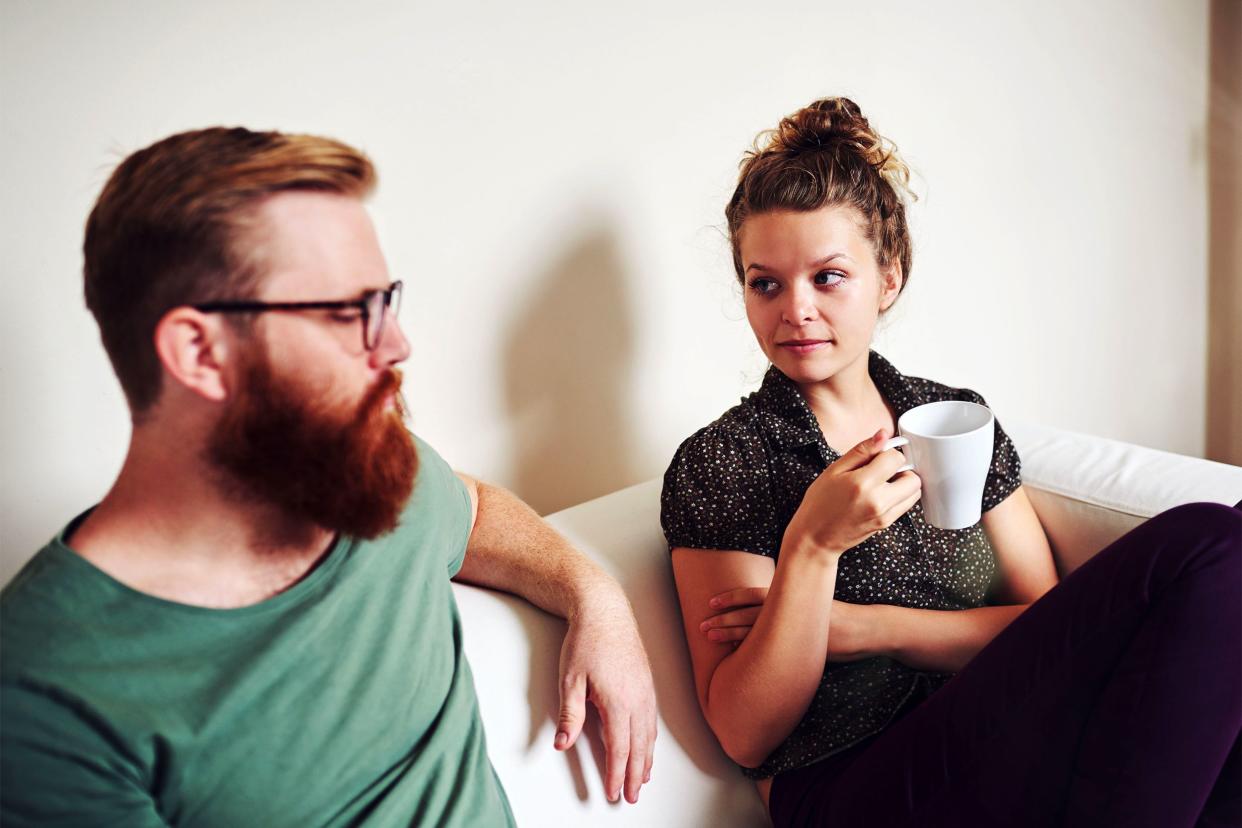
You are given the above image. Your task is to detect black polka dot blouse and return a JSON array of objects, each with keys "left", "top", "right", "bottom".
[{"left": 660, "top": 351, "right": 1023, "bottom": 780}]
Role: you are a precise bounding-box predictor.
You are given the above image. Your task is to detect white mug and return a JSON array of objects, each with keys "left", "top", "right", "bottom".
[{"left": 881, "top": 400, "right": 994, "bottom": 530}]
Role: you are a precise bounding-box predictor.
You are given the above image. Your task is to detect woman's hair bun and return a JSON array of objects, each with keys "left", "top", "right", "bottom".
[
  {"left": 763, "top": 97, "right": 913, "bottom": 198},
  {"left": 726, "top": 96, "right": 917, "bottom": 294}
]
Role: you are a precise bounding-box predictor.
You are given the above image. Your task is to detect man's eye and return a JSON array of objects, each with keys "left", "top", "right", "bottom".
[
  {"left": 747, "top": 277, "right": 779, "bottom": 295},
  {"left": 814, "top": 270, "right": 846, "bottom": 286},
  {"left": 330, "top": 311, "right": 363, "bottom": 323}
]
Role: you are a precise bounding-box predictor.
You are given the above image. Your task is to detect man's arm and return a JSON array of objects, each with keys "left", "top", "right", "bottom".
[{"left": 451, "top": 473, "right": 657, "bottom": 805}]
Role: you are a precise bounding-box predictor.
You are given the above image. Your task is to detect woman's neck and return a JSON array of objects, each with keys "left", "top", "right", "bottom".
[{"left": 796, "top": 350, "right": 895, "bottom": 451}]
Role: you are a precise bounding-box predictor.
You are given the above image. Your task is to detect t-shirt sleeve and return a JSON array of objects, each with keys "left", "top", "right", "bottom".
[
  {"left": 408, "top": 434, "right": 473, "bottom": 578},
  {"left": 1, "top": 683, "right": 169, "bottom": 828},
  {"left": 660, "top": 425, "right": 781, "bottom": 558},
  {"left": 955, "top": 389, "right": 1022, "bottom": 512}
]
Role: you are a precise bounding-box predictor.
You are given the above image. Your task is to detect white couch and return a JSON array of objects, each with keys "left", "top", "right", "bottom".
[{"left": 453, "top": 423, "right": 1242, "bottom": 827}]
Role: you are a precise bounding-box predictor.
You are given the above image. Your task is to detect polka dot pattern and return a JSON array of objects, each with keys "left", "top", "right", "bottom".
[{"left": 660, "top": 351, "right": 1023, "bottom": 779}]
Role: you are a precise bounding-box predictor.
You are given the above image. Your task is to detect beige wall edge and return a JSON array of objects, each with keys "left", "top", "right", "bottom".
[{"left": 1207, "top": 0, "right": 1242, "bottom": 465}]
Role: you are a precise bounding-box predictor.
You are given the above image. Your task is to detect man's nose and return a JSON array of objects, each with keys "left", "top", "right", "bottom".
[{"left": 371, "top": 313, "right": 411, "bottom": 367}]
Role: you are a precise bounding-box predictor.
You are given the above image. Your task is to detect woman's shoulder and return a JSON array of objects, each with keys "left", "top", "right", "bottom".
[
  {"left": 660, "top": 401, "right": 782, "bottom": 557},
  {"left": 899, "top": 370, "right": 992, "bottom": 408},
  {"left": 666, "top": 399, "right": 770, "bottom": 476}
]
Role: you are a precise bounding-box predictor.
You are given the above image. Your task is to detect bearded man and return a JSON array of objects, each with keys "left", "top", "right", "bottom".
[{"left": 0, "top": 128, "right": 656, "bottom": 826}]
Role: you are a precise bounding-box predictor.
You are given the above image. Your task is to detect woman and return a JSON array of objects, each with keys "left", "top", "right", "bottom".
[{"left": 661, "top": 97, "right": 1240, "bottom": 827}]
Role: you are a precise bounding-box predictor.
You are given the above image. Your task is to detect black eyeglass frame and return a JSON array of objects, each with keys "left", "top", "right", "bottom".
[{"left": 193, "top": 280, "right": 403, "bottom": 351}]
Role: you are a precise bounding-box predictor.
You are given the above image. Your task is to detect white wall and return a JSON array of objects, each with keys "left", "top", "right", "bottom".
[{"left": 0, "top": 0, "right": 1209, "bottom": 585}]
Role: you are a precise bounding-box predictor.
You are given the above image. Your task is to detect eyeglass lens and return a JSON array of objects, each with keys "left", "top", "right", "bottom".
[{"left": 364, "top": 283, "right": 402, "bottom": 350}]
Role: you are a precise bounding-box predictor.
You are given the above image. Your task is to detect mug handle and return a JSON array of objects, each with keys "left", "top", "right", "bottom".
[{"left": 881, "top": 435, "right": 915, "bottom": 474}]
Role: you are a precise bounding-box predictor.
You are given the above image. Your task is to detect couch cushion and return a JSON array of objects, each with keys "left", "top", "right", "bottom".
[{"left": 1008, "top": 421, "right": 1242, "bottom": 574}]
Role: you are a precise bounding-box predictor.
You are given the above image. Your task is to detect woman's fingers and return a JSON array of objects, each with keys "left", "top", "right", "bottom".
[
  {"left": 881, "top": 478, "right": 923, "bottom": 523},
  {"left": 700, "top": 605, "right": 761, "bottom": 632},
  {"left": 705, "top": 624, "right": 753, "bottom": 643},
  {"left": 708, "top": 585, "right": 769, "bottom": 610}
]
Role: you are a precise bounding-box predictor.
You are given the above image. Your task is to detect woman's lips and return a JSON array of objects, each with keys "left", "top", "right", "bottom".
[{"left": 777, "top": 339, "right": 831, "bottom": 355}]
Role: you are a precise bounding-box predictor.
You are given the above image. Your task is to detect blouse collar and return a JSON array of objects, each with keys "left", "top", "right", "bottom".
[{"left": 747, "top": 351, "right": 918, "bottom": 454}]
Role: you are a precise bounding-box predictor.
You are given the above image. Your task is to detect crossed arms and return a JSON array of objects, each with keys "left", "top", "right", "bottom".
[{"left": 671, "top": 482, "right": 1056, "bottom": 769}]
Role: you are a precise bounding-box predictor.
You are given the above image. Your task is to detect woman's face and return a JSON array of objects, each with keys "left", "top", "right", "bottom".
[{"left": 738, "top": 205, "right": 901, "bottom": 386}]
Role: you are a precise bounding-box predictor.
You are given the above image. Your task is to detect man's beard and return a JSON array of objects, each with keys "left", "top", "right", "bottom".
[{"left": 207, "top": 351, "right": 418, "bottom": 540}]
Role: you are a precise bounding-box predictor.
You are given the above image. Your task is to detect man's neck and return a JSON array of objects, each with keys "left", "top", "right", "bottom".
[{"left": 68, "top": 430, "right": 336, "bottom": 609}]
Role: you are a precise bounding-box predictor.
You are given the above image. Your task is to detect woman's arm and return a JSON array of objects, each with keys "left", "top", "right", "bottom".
[
  {"left": 671, "top": 432, "right": 921, "bottom": 768},
  {"left": 672, "top": 544, "right": 836, "bottom": 768},
  {"left": 871, "top": 485, "right": 1059, "bottom": 670},
  {"left": 701, "top": 486, "right": 1060, "bottom": 674}
]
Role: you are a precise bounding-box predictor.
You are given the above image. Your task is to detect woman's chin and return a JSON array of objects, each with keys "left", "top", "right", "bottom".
[{"left": 772, "top": 360, "right": 830, "bottom": 385}]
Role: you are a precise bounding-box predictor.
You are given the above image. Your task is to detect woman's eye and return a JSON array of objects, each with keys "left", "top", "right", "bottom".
[
  {"left": 814, "top": 270, "right": 846, "bottom": 287},
  {"left": 748, "top": 277, "right": 779, "bottom": 295}
]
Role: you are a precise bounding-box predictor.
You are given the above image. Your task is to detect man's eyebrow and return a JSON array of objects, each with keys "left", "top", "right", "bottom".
[{"left": 744, "top": 253, "right": 852, "bottom": 274}]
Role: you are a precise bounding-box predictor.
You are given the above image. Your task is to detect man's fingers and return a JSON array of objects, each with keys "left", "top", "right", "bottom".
[
  {"left": 555, "top": 672, "right": 587, "bottom": 751},
  {"left": 624, "top": 718, "right": 645, "bottom": 804},
  {"left": 601, "top": 709, "right": 630, "bottom": 803},
  {"left": 642, "top": 720, "right": 656, "bottom": 784}
]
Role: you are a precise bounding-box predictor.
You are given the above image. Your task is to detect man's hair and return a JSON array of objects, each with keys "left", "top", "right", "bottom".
[{"left": 83, "top": 127, "right": 376, "bottom": 416}]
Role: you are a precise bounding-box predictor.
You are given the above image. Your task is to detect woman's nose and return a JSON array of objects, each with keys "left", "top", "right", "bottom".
[{"left": 780, "top": 286, "right": 817, "bottom": 325}]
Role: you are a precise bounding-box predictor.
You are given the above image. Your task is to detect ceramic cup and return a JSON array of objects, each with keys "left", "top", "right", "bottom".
[{"left": 881, "top": 400, "right": 994, "bottom": 530}]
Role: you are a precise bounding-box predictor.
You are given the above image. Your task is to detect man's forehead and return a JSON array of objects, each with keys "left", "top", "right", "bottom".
[{"left": 247, "top": 191, "right": 389, "bottom": 298}]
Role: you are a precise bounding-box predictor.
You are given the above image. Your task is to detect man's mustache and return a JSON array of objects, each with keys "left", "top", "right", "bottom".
[{"left": 354, "top": 369, "right": 403, "bottom": 426}]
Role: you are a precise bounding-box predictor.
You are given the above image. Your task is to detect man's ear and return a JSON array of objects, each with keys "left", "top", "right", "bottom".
[
  {"left": 879, "top": 261, "right": 904, "bottom": 312},
  {"left": 153, "top": 308, "right": 233, "bottom": 403}
]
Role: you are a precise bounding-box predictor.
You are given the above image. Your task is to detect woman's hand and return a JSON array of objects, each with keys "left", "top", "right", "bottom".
[
  {"left": 700, "top": 587, "right": 876, "bottom": 661},
  {"left": 784, "top": 428, "right": 921, "bottom": 561}
]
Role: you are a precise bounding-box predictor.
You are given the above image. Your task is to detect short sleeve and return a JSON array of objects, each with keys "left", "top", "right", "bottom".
[
  {"left": 955, "top": 389, "right": 1022, "bottom": 512},
  {"left": 1, "top": 682, "right": 168, "bottom": 827},
  {"left": 406, "top": 434, "right": 473, "bottom": 578},
  {"left": 660, "top": 425, "right": 781, "bottom": 557}
]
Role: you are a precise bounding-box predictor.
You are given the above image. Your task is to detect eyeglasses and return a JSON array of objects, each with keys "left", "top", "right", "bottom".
[{"left": 193, "top": 280, "right": 403, "bottom": 351}]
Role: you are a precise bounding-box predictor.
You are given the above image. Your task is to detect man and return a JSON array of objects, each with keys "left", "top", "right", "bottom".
[{"left": 0, "top": 128, "right": 656, "bottom": 826}]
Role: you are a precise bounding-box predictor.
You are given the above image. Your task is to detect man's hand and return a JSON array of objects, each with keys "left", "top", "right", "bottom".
[
  {"left": 555, "top": 595, "right": 657, "bottom": 805},
  {"left": 700, "top": 587, "right": 875, "bottom": 661},
  {"left": 450, "top": 475, "right": 658, "bottom": 804}
]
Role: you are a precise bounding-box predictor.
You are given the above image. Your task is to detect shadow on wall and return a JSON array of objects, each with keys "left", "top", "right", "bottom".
[{"left": 504, "top": 223, "right": 641, "bottom": 516}]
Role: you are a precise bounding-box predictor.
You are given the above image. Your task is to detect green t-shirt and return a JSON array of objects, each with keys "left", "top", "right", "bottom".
[{"left": 0, "top": 437, "right": 515, "bottom": 827}]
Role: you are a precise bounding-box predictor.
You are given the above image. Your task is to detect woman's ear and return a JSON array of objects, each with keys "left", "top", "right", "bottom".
[
  {"left": 878, "top": 262, "right": 904, "bottom": 312},
  {"left": 152, "top": 308, "right": 233, "bottom": 403}
]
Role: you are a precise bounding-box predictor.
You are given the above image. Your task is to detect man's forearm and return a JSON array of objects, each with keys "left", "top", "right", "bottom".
[
  {"left": 867, "top": 603, "right": 1029, "bottom": 672},
  {"left": 451, "top": 477, "right": 656, "bottom": 805},
  {"left": 453, "top": 480, "right": 627, "bottom": 622}
]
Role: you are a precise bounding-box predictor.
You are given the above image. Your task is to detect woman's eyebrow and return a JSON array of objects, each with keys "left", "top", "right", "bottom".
[{"left": 745, "top": 252, "right": 851, "bottom": 274}]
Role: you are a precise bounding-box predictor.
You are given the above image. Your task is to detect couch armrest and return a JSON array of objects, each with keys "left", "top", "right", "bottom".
[{"left": 1008, "top": 421, "right": 1242, "bottom": 575}]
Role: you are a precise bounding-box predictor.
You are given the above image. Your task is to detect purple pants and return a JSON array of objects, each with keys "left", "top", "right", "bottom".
[{"left": 769, "top": 502, "right": 1242, "bottom": 828}]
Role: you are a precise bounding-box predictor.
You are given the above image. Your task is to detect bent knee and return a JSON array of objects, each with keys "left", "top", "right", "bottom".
[
  {"left": 1148, "top": 501, "right": 1241, "bottom": 570},
  {"left": 1155, "top": 501, "right": 1242, "bottom": 534}
]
